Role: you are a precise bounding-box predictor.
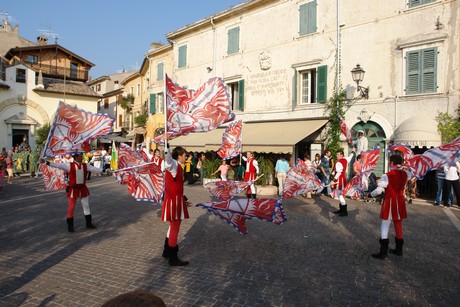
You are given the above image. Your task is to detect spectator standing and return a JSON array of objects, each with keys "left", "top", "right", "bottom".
[
  {"left": 275, "top": 155, "right": 290, "bottom": 196},
  {"left": 442, "top": 160, "right": 460, "bottom": 208},
  {"left": 5, "top": 152, "right": 13, "bottom": 184},
  {"left": 317, "top": 149, "right": 333, "bottom": 197},
  {"left": 435, "top": 167, "right": 452, "bottom": 207},
  {"left": 353, "top": 130, "right": 368, "bottom": 155}
]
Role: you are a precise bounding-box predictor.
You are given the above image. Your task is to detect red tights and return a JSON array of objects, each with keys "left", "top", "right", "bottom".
[
  {"left": 168, "top": 220, "right": 182, "bottom": 247},
  {"left": 394, "top": 219, "right": 403, "bottom": 239},
  {"left": 67, "top": 198, "right": 76, "bottom": 218}
]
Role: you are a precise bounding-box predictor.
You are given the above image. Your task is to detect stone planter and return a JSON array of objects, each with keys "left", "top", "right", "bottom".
[
  {"left": 202, "top": 178, "right": 221, "bottom": 186},
  {"left": 256, "top": 185, "right": 278, "bottom": 196}
]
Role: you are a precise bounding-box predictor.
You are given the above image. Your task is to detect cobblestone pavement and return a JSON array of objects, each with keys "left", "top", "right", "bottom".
[{"left": 1, "top": 176, "right": 459, "bottom": 306}]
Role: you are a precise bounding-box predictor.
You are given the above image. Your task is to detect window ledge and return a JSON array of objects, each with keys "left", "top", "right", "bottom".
[
  {"left": 400, "top": 92, "right": 442, "bottom": 99},
  {"left": 404, "top": 1, "right": 439, "bottom": 13}
]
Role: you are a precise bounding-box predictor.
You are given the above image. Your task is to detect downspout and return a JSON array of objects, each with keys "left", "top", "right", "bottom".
[{"left": 211, "top": 17, "right": 216, "bottom": 77}]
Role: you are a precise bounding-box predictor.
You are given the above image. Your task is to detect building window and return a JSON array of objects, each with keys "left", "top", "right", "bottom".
[
  {"left": 227, "top": 80, "right": 244, "bottom": 111},
  {"left": 299, "top": 0, "right": 317, "bottom": 36},
  {"left": 70, "top": 62, "right": 78, "bottom": 79},
  {"left": 294, "top": 65, "right": 327, "bottom": 104},
  {"left": 16, "top": 68, "right": 26, "bottom": 83},
  {"left": 408, "top": 0, "right": 435, "bottom": 8},
  {"left": 178, "top": 45, "right": 187, "bottom": 68},
  {"left": 27, "top": 55, "right": 38, "bottom": 64},
  {"left": 157, "top": 62, "right": 164, "bottom": 81},
  {"left": 157, "top": 92, "right": 164, "bottom": 113},
  {"left": 405, "top": 47, "right": 437, "bottom": 95},
  {"left": 136, "top": 84, "right": 140, "bottom": 97},
  {"left": 97, "top": 100, "right": 101, "bottom": 111},
  {"left": 104, "top": 98, "right": 109, "bottom": 109},
  {"left": 150, "top": 93, "right": 156, "bottom": 114},
  {"left": 97, "top": 84, "right": 101, "bottom": 91},
  {"left": 227, "top": 27, "right": 240, "bottom": 55}
]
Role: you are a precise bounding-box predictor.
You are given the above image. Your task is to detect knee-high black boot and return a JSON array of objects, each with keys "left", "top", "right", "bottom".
[
  {"left": 389, "top": 237, "right": 404, "bottom": 256},
  {"left": 339, "top": 204, "right": 348, "bottom": 217},
  {"left": 251, "top": 194, "right": 256, "bottom": 199},
  {"left": 85, "top": 214, "right": 97, "bottom": 229},
  {"left": 333, "top": 205, "right": 342, "bottom": 214},
  {"left": 372, "top": 238, "right": 389, "bottom": 260},
  {"left": 169, "top": 245, "right": 189, "bottom": 266},
  {"left": 162, "top": 237, "right": 170, "bottom": 259},
  {"left": 66, "top": 218, "right": 75, "bottom": 233}
]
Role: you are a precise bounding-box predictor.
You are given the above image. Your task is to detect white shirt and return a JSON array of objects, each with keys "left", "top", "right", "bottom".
[
  {"left": 444, "top": 161, "right": 460, "bottom": 181},
  {"left": 354, "top": 136, "right": 368, "bottom": 155},
  {"left": 164, "top": 147, "right": 180, "bottom": 178}
]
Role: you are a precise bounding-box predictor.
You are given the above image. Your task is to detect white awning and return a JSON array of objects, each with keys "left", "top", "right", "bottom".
[
  {"left": 170, "top": 119, "right": 328, "bottom": 153},
  {"left": 393, "top": 116, "right": 441, "bottom": 147}
]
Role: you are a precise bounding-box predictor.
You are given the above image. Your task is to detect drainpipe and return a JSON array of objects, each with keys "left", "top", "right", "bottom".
[{"left": 211, "top": 17, "right": 216, "bottom": 77}]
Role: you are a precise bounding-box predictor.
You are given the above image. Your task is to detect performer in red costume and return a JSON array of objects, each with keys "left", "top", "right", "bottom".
[
  {"left": 40, "top": 153, "right": 110, "bottom": 232},
  {"left": 161, "top": 143, "right": 189, "bottom": 266},
  {"left": 242, "top": 151, "right": 259, "bottom": 198},
  {"left": 331, "top": 149, "right": 355, "bottom": 216},
  {"left": 151, "top": 149, "right": 164, "bottom": 171},
  {"left": 370, "top": 154, "right": 410, "bottom": 259}
]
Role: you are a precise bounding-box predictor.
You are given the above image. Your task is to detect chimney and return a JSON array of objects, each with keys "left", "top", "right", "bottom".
[
  {"left": 37, "top": 35, "right": 48, "bottom": 45},
  {"left": 36, "top": 70, "right": 44, "bottom": 89}
]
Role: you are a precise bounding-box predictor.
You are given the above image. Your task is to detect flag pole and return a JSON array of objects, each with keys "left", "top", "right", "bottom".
[{"left": 164, "top": 72, "right": 168, "bottom": 149}]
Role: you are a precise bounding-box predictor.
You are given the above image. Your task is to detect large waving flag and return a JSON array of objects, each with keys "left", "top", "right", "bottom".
[
  {"left": 338, "top": 112, "right": 353, "bottom": 145},
  {"left": 217, "top": 120, "right": 243, "bottom": 160},
  {"left": 40, "top": 163, "right": 67, "bottom": 191},
  {"left": 116, "top": 143, "right": 164, "bottom": 204},
  {"left": 204, "top": 180, "right": 251, "bottom": 201},
  {"left": 153, "top": 74, "right": 235, "bottom": 143},
  {"left": 343, "top": 148, "right": 381, "bottom": 198},
  {"left": 282, "top": 164, "right": 322, "bottom": 199},
  {"left": 389, "top": 136, "right": 460, "bottom": 179},
  {"left": 196, "top": 198, "right": 286, "bottom": 235},
  {"left": 42, "top": 101, "right": 114, "bottom": 158}
]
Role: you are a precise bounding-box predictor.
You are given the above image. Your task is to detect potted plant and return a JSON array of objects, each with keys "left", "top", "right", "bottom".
[{"left": 201, "top": 157, "right": 221, "bottom": 185}]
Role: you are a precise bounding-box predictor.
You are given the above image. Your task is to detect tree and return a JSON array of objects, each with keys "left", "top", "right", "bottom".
[
  {"left": 436, "top": 110, "right": 460, "bottom": 144},
  {"left": 34, "top": 123, "right": 50, "bottom": 146},
  {"left": 323, "top": 90, "right": 350, "bottom": 155}
]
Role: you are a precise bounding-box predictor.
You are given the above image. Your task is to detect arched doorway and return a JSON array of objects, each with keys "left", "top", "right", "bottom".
[{"left": 351, "top": 121, "right": 386, "bottom": 177}]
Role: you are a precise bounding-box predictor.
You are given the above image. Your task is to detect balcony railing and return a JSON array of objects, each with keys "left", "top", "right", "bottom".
[{"left": 27, "top": 62, "right": 88, "bottom": 81}]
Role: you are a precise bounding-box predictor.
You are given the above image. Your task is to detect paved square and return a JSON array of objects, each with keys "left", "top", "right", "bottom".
[{"left": 1, "top": 176, "right": 459, "bottom": 306}]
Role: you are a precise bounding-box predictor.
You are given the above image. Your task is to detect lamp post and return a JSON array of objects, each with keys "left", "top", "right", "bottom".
[{"left": 351, "top": 64, "right": 369, "bottom": 99}]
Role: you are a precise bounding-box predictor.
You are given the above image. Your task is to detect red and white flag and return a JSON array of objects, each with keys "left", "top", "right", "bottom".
[
  {"left": 217, "top": 120, "right": 243, "bottom": 160},
  {"left": 343, "top": 148, "right": 381, "bottom": 198},
  {"left": 204, "top": 179, "right": 251, "bottom": 201},
  {"left": 282, "top": 164, "right": 322, "bottom": 199},
  {"left": 338, "top": 112, "right": 353, "bottom": 145},
  {"left": 42, "top": 101, "right": 114, "bottom": 158},
  {"left": 154, "top": 74, "right": 235, "bottom": 143}
]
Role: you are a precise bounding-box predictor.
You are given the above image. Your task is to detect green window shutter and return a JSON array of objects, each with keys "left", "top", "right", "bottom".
[
  {"left": 316, "top": 65, "right": 327, "bottom": 103},
  {"left": 178, "top": 45, "right": 187, "bottom": 68},
  {"left": 406, "top": 50, "right": 421, "bottom": 95},
  {"left": 157, "top": 63, "right": 164, "bottom": 81},
  {"left": 227, "top": 27, "right": 240, "bottom": 54},
  {"left": 238, "top": 79, "right": 244, "bottom": 111},
  {"left": 292, "top": 69, "right": 298, "bottom": 105},
  {"left": 299, "top": 1, "right": 317, "bottom": 35},
  {"left": 150, "top": 93, "right": 156, "bottom": 114},
  {"left": 422, "top": 47, "right": 437, "bottom": 93}
]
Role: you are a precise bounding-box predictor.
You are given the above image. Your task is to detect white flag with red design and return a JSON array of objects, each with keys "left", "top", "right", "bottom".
[
  {"left": 338, "top": 112, "right": 353, "bottom": 145},
  {"left": 42, "top": 101, "right": 114, "bottom": 158},
  {"left": 217, "top": 120, "right": 243, "bottom": 160},
  {"left": 153, "top": 74, "right": 235, "bottom": 143}
]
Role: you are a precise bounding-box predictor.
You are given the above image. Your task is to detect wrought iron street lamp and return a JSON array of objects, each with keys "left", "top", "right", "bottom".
[{"left": 351, "top": 64, "right": 369, "bottom": 99}]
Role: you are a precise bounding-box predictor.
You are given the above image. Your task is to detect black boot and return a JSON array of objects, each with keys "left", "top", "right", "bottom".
[
  {"left": 339, "top": 204, "right": 348, "bottom": 217},
  {"left": 251, "top": 194, "right": 256, "bottom": 199},
  {"left": 85, "top": 214, "right": 97, "bottom": 229},
  {"left": 372, "top": 238, "right": 389, "bottom": 260},
  {"left": 162, "top": 237, "right": 170, "bottom": 259},
  {"left": 247, "top": 193, "right": 251, "bottom": 199},
  {"left": 66, "top": 218, "right": 75, "bottom": 233},
  {"left": 168, "top": 245, "right": 189, "bottom": 266},
  {"left": 333, "top": 205, "right": 342, "bottom": 214},
  {"left": 389, "top": 237, "right": 404, "bottom": 256}
]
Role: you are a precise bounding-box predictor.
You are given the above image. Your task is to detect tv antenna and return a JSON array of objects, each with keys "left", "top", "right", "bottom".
[
  {"left": 38, "top": 24, "right": 60, "bottom": 44},
  {"left": 1, "top": 10, "right": 18, "bottom": 26}
]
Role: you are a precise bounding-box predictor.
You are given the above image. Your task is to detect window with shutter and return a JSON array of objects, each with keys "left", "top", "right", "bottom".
[
  {"left": 405, "top": 47, "right": 437, "bottom": 95},
  {"left": 227, "top": 27, "right": 240, "bottom": 55},
  {"left": 226, "top": 80, "right": 244, "bottom": 111},
  {"left": 316, "top": 65, "right": 327, "bottom": 103},
  {"left": 178, "top": 45, "right": 187, "bottom": 68},
  {"left": 409, "top": 0, "right": 435, "bottom": 8},
  {"left": 157, "top": 62, "right": 164, "bottom": 81},
  {"left": 150, "top": 93, "right": 156, "bottom": 114},
  {"left": 238, "top": 80, "right": 244, "bottom": 111},
  {"left": 299, "top": 0, "right": 317, "bottom": 36}
]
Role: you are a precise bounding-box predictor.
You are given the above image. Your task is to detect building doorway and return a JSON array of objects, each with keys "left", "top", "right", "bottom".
[
  {"left": 351, "top": 121, "right": 386, "bottom": 177},
  {"left": 12, "top": 129, "right": 29, "bottom": 149}
]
